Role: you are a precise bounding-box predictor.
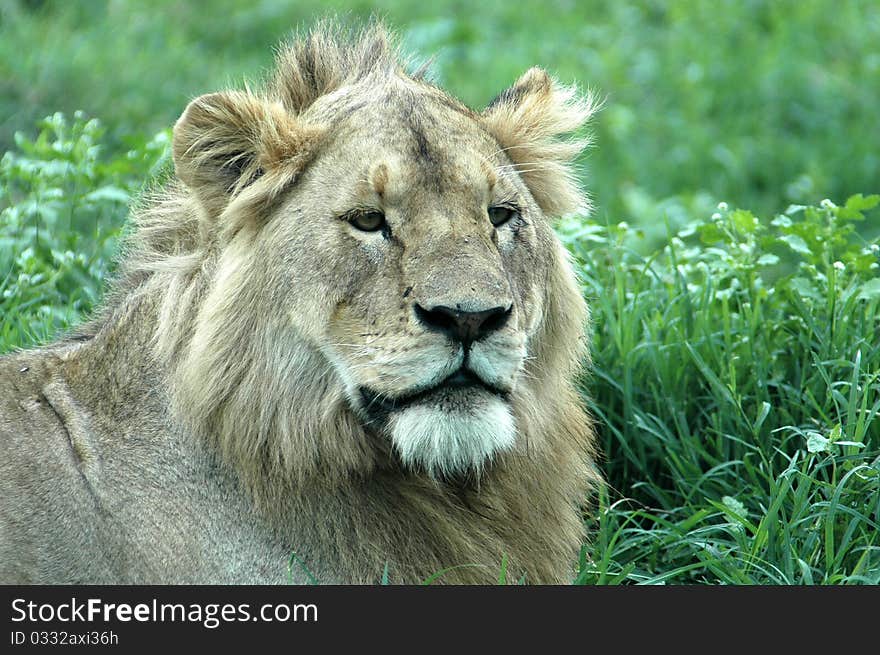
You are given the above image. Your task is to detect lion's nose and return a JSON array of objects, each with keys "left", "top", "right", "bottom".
[{"left": 414, "top": 303, "right": 512, "bottom": 344}]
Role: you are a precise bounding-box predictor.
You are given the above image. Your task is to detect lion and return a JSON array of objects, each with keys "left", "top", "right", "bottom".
[{"left": 0, "top": 22, "right": 600, "bottom": 584}]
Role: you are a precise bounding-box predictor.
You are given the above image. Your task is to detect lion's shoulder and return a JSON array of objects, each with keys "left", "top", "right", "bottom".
[
  {"left": 0, "top": 348, "right": 85, "bottom": 487},
  {"left": 0, "top": 348, "right": 111, "bottom": 582}
]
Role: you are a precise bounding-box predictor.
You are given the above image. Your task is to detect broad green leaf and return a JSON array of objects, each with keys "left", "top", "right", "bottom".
[
  {"left": 730, "top": 209, "right": 757, "bottom": 233},
  {"left": 806, "top": 432, "right": 831, "bottom": 453},
  {"left": 845, "top": 193, "right": 880, "bottom": 212},
  {"left": 779, "top": 234, "right": 811, "bottom": 255},
  {"left": 788, "top": 277, "right": 820, "bottom": 299},
  {"left": 770, "top": 214, "right": 792, "bottom": 227}
]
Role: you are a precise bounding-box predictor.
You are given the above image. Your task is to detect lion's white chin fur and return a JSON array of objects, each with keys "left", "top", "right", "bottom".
[{"left": 389, "top": 395, "right": 516, "bottom": 478}]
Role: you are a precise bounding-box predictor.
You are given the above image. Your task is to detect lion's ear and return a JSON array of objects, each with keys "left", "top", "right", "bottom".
[
  {"left": 482, "top": 68, "right": 598, "bottom": 217},
  {"left": 173, "top": 91, "right": 321, "bottom": 216}
]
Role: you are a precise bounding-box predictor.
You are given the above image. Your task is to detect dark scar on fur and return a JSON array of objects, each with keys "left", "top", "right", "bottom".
[
  {"left": 397, "top": 92, "right": 445, "bottom": 192},
  {"left": 41, "top": 393, "right": 103, "bottom": 511}
]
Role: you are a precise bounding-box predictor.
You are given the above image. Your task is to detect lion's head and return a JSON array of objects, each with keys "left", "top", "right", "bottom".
[{"left": 140, "top": 23, "right": 596, "bottom": 493}]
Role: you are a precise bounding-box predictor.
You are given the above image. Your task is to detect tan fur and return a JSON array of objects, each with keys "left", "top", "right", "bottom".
[
  {"left": 482, "top": 67, "right": 599, "bottom": 217},
  {"left": 0, "top": 21, "right": 600, "bottom": 584}
]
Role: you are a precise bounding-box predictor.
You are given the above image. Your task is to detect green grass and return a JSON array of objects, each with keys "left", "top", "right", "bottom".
[
  {"left": 2, "top": 1, "right": 880, "bottom": 584},
  {"left": 561, "top": 196, "right": 880, "bottom": 583}
]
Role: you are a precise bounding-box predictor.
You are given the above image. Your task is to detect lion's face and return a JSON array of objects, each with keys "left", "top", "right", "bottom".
[
  {"left": 267, "top": 85, "right": 553, "bottom": 476},
  {"left": 171, "top": 47, "right": 594, "bottom": 481}
]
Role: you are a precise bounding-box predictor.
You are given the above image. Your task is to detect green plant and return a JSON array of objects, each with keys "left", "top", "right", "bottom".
[
  {"left": 0, "top": 112, "right": 169, "bottom": 347},
  {"left": 562, "top": 194, "right": 880, "bottom": 583}
]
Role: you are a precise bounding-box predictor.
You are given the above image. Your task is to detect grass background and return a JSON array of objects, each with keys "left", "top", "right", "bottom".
[
  {"left": 1, "top": 0, "right": 879, "bottom": 583},
  {"left": 3, "top": 0, "right": 879, "bottom": 227}
]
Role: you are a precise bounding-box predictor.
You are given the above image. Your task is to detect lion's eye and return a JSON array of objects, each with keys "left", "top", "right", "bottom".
[
  {"left": 488, "top": 205, "right": 517, "bottom": 227},
  {"left": 348, "top": 210, "right": 386, "bottom": 232}
]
